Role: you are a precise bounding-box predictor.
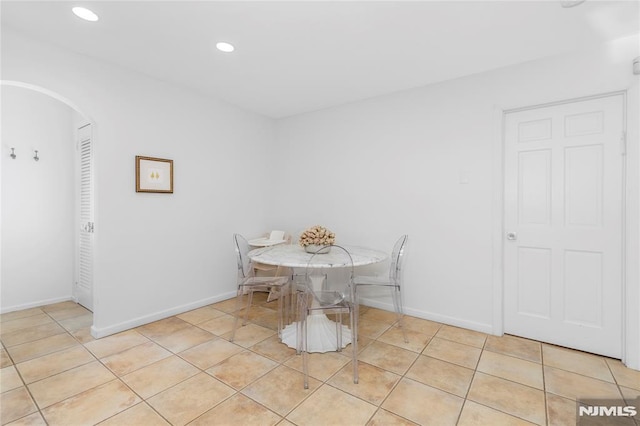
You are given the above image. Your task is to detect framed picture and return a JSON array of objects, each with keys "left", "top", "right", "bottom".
[{"left": 136, "top": 156, "right": 173, "bottom": 193}]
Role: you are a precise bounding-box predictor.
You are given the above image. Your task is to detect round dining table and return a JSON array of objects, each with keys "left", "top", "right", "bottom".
[
  {"left": 248, "top": 243, "right": 387, "bottom": 269},
  {"left": 248, "top": 244, "right": 387, "bottom": 352}
]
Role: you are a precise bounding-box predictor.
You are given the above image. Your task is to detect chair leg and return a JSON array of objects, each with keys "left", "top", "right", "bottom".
[
  {"left": 393, "top": 286, "right": 408, "bottom": 343},
  {"left": 302, "top": 308, "right": 309, "bottom": 389},
  {"left": 290, "top": 281, "right": 299, "bottom": 325},
  {"left": 296, "top": 294, "right": 304, "bottom": 355},
  {"left": 276, "top": 285, "right": 284, "bottom": 338},
  {"left": 351, "top": 306, "right": 358, "bottom": 384},
  {"left": 353, "top": 300, "right": 360, "bottom": 351},
  {"left": 230, "top": 287, "right": 244, "bottom": 343},
  {"left": 336, "top": 312, "right": 343, "bottom": 352},
  {"left": 243, "top": 290, "right": 253, "bottom": 327},
  {"left": 282, "top": 284, "right": 290, "bottom": 326},
  {"left": 354, "top": 287, "right": 363, "bottom": 319}
]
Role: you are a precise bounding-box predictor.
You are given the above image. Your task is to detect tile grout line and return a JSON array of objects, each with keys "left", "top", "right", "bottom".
[
  {"left": 541, "top": 340, "right": 549, "bottom": 426},
  {"left": 10, "top": 302, "right": 282, "bottom": 424},
  {"left": 17, "top": 304, "right": 149, "bottom": 425},
  {"left": 453, "top": 335, "right": 488, "bottom": 425},
  {"left": 1, "top": 309, "right": 39, "bottom": 423},
  {"left": 135, "top": 305, "right": 287, "bottom": 424},
  {"left": 277, "top": 311, "right": 545, "bottom": 425},
  {"left": 37, "top": 305, "right": 106, "bottom": 424},
  {"left": 184, "top": 303, "right": 288, "bottom": 421},
  {"left": 4, "top": 305, "right": 85, "bottom": 424},
  {"left": 278, "top": 309, "right": 395, "bottom": 423},
  {"left": 356, "top": 323, "right": 440, "bottom": 425},
  {"left": 0, "top": 337, "right": 36, "bottom": 412},
  {"left": 29, "top": 306, "right": 88, "bottom": 423},
  {"left": 601, "top": 355, "right": 638, "bottom": 426},
  {"left": 90, "top": 312, "right": 242, "bottom": 426},
  {"left": 4, "top": 299, "right": 637, "bottom": 426},
  {"left": 454, "top": 336, "right": 553, "bottom": 426}
]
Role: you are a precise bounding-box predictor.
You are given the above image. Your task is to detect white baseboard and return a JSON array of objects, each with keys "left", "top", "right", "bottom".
[
  {"left": 358, "top": 297, "right": 495, "bottom": 335},
  {"left": 90, "top": 291, "right": 236, "bottom": 339},
  {"left": 0, "top": 296, "right": 74, "bottom": 314}
]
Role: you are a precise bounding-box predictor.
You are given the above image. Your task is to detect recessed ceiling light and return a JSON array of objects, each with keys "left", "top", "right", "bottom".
[
  {"left": 72, "top": 7, "right": 99, "bottom": 22},
  {"left": 216, "top": 42, "right": 235, "bottom": 53}
]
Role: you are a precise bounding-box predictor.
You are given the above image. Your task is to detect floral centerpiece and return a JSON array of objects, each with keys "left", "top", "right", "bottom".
[{"left": 299, "top": 225, "right": 335, "bottom": 253}]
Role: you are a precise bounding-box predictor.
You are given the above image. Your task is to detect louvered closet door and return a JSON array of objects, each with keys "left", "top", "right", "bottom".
[
  {"left": 504, "top": 94, "right": 624, "bottom": 358},
  {"left": 76, "top": 124, "right": 94, "bottom": 311}
]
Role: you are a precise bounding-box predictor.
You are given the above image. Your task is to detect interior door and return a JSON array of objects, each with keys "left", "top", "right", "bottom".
[
  {"left": 76, "top": 123, "right": 94, "bottom": 311},
  {"left": 504, "top": 94, "right": 624, "bottom": 358}
]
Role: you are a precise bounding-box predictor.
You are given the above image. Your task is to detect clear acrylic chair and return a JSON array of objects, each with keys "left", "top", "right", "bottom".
[
  {"left": 297, "top": 244, "right": 358, "bottom": 389},
  {"left": 353, "top": 235, "right": 409, "bottom": 342},
  {"left": 251, "top": 230, "right": 292, "bottom": 304},
  {"left": 231, "top": 233, "right": 289, "bottom": 342}
]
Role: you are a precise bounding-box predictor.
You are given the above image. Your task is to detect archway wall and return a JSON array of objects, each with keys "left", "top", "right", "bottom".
[
  {"left": 1, "top": 86, "right": 77, "bottom": 311},
  {"left": 1, "top": 29, "right": 277, "bottom": 335}
]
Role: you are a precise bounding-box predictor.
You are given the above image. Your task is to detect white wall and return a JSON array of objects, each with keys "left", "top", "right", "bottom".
[
  {"left": 1, "top": 29, "right": 275, "bottom": 335},
  {"left": 1, "top": 86, "right": 76, "bottom": 310},
  {"left": 2, "top": 27, "right": 638, "bottom": 367},
  {"left": 273, "top": 35, "right": 640, "bottom": 366}
]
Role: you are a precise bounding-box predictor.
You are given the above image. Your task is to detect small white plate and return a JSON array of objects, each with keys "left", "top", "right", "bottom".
[{"left": 248, "top": 238, "right": 287, "bottom": 247}]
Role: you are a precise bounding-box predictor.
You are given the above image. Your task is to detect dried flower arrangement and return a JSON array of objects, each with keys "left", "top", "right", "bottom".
[{"left": 299, "top": 225, "right": 335, "bottom": 247}]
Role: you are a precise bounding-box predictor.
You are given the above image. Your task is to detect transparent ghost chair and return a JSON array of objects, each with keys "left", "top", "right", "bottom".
[
  {"left": 297, "top": 244, "right": 358, "bottom": 389},
  {"left": 231, "top": 233, "right": 290, "bottom": 342},
  {"left": 353, "top": 235, "right": 409, "bottom": 342},
  {"left": 250, "top": 230, "right": 293, "bottom": 308}
]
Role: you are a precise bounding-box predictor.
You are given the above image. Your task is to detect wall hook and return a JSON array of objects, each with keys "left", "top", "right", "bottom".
[
  {"left": 33, "top": 150, "right": 39, "bottom": 161},
  {"left": 10, "top": 148, "right": 16, "bottom": 159}
]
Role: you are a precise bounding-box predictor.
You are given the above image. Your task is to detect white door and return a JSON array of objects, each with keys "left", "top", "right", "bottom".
[
  {"left": 504, "top": 94, "right": 624, "bottom": 358},
  {"left": 76, "top": 124, "right": 94, "bottom": 311}
]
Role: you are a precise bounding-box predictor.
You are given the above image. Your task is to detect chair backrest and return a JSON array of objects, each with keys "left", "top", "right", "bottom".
[
  {"left": 269, "top": 230, "right": 285, "bottom": 241},
  {"left": 304, "top": 245, "right": 355, "bottom": 305},
  {"left": 389, "top": 235, "right": 408, "bottom": 284},
  {"left": 233, "top": 233, "right": 251, "bottom": 279}
]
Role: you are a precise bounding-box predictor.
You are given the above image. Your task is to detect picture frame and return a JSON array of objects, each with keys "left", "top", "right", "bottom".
[{"left": 135, "top": 156, "right": 173, "bottom": 193}]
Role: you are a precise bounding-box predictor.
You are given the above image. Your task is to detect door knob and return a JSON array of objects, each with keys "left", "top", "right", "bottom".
[{"left": 506, "top": 232, "right": 517, "bottom": 241}]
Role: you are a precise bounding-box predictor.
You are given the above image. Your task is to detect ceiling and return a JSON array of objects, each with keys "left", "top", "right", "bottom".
[{"left": 1, "top": 1, "right": 638, "bottom": 118}]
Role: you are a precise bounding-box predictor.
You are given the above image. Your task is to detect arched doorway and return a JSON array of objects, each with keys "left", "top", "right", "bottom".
[{"left": 1, "top": 81, "right": 95, "bottom": 327}]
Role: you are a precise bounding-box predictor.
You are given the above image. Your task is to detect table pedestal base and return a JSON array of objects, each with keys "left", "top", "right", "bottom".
[{"left": 281, "top": 315, "right": 352, "bottom": 353}]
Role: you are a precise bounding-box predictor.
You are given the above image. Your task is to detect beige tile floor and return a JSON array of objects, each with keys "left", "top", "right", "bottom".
[{"left": 1, "top": 295, "right": 639, "bottom": 425}]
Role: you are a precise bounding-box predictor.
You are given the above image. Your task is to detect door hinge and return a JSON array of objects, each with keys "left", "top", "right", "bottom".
[{"left": 620, "top": 131, "right": 627, "bottom": 156}]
